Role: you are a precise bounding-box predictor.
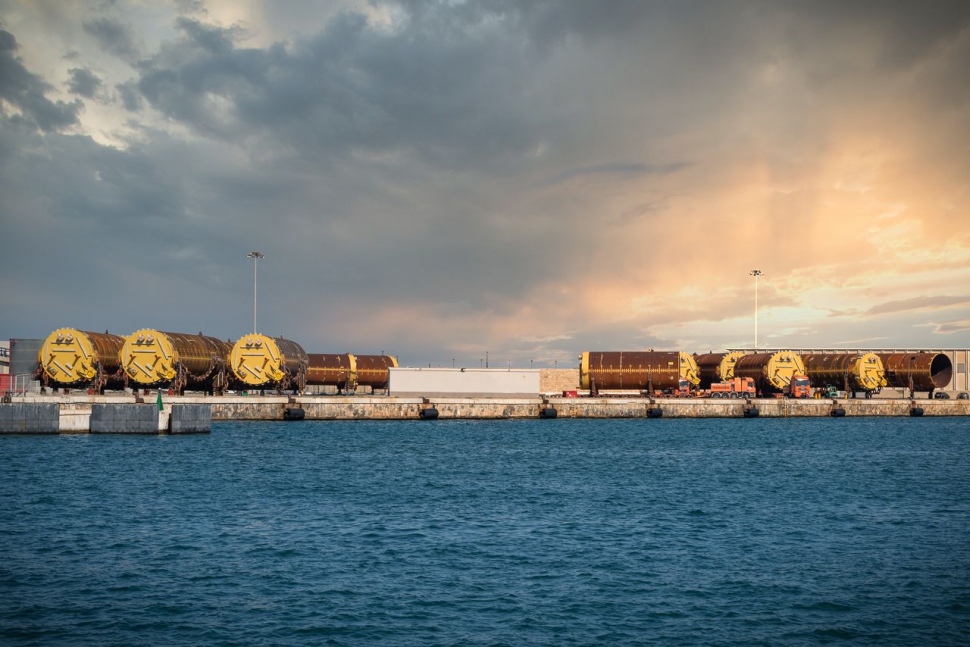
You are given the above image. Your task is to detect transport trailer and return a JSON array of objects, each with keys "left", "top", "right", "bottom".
[
  {"left": 579, "top": 351, "right": 700, "bottom": 396},
  {"left": 694, "top": 351, "right": 746, "bottom": 389},
  {"left": 306, "top": 354, "right": 399, "bottom": 392},
  {"left": 230, "top": 334, "right": 308, "bottom": 393},
  {"left": 733, "top": 351, "right": 807, "bottom": 396},
  {"left": 37, "top": 328, "right": 126, "bottom": 392},
  {"left": 877, "top": 352, "right": 953, "bottom": 395},
  {"left": 802, "top": 352, "right": 886, "bottom": 397},
  {"left": 121, "top": 329, "right": 232, "bottom": 394}
]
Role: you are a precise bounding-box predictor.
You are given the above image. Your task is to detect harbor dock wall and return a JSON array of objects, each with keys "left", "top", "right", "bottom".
[
  {"left": 2, "top": 395, "right": 968, "bottom": 433},
  {"left": 0, "top": 400, "right": 211, "bottom": 434}
]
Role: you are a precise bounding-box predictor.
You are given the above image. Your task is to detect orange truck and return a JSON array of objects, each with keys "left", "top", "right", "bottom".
[
  {"left": 708, "top": 377, "right": 756, "bottom": 398},
  {"left": 653, "top": 378, "right": 694, "bottom": 398},
  {"left": 784, "top": 374, "right": 812, "bottom": 399}
]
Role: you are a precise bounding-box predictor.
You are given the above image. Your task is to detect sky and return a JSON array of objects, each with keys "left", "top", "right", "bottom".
[{"left": 1, "top": 0, "right": 968, "bottom": 368}]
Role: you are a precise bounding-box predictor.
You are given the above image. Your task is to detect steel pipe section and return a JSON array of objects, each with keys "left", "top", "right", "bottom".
[
  {"left": 733, "top": 351, "right": 806, "bottom": 393},
  {"left": 694, "top": 351, "right": 746, "bottom": 388},
  {"left": 353, "top": 355, "right": 398, "bottom": 390},
  {"left": 38, "top": 328, "right": 125, "bottom": 389},
  {"left": 121, "top": 329, "right": 231, "bottom": 390},
  {"left": 306, "top": 353, "right": 353, "bottom": 389},
  {"left": 877, "top": 352, "right": 952, "bottom": 391},
  {"left": 230, "top": 334, "right": 308, "bottom": 391},
  {"left": 579, "top": 351, "right": 700, "bottom": 392},
  {"left": 802, "top": 352, "right": 886, "bottom": 393},
  {"left": 306, "top": 354, "right": 399, "bottom": 390}
]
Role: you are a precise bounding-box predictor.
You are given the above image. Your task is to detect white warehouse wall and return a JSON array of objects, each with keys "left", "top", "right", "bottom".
[{"left": 389, "top": 368, "right": 540, "bottom": 397}]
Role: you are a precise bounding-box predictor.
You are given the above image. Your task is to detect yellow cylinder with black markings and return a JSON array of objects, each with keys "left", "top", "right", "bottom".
[
  {"left": 120, "top": 329, "right": 231, "bottom": 385},
  {"left": 38, "top": 328, "right": 125, "bottom": 385},
  {"left": 229, "top": 334, "right": 308, "bottom": 387}
]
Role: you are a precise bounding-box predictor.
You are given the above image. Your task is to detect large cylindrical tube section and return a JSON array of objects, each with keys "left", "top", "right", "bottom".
[
  {"left": 694, "top": 351, "right": 746, "bottom": 388},
  {"left": 306, "top": 354, "right": 353, "bottom": 389},
  {"left": 877, "top": 352, "right": 952, "bottom": 391},
  {"left": 38, "top": 328, "right": 125, "bottom": 387},
  {"left": 579, "top": 351, "right": 700, "bottom": 392},
  {"left": 230, "top": 334, "right": 308, "bottom": 389},
  {"left": 802, "top": 352, "right": 886, "bottom": 392},
  {"left": 354, "top": 355, "right": 398, "bottom": 389},
  {"left": 733, "top": 351, "right": 806, "bottom": 393},
  {"left": 121, "top": 329, "right": 231, "bottom": 387},
  {"left": 306, "top": 354, "right": 399, "bottom": 390}
]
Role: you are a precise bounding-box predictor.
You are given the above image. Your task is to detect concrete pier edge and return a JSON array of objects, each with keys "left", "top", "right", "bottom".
[{"left": 2, "top": 395, "right": 969, "bottom": 433}]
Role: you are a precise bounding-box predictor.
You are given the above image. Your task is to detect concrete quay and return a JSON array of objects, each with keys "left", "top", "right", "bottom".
[
  {"left": 2, "top": 393, "right": 968, "bottom": 433},
  {"left": 0, "top": 396, "right": 210, "bottom": 434}
]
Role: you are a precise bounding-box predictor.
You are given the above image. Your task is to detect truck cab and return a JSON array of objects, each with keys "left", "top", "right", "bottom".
[{"left": 786, "top": 375, "right": 812, "bottom": 399}]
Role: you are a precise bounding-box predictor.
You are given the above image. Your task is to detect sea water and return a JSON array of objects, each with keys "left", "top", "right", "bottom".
[{"left": 1, "top": 417, "right": 968, "bottom": 645}]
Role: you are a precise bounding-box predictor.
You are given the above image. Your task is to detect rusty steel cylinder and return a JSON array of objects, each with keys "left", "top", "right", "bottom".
[
  {"left": 306, "top": 354, "right": 353, "bottom": 389},
  {"left": 121, "top": 329, "right": 231, "bottom": 385},
  {"left": 877, "top": 352, "right": 952, "bottom": 391},
  {"left": 802, "top": 352, "right": 886, "bottom": 392},
  {"left": 353, "top": 355, "right": 398, "bottom": 389},
  {"left": 306, "top": 354, "right": 399, "bottom": 390},
  {"left": 733, "top": 351, "right": 806, "bottom": 393},
  {"left": 694, "top": 351, "right": 746, "bottom": 388},
  {"left": 579, "top": 351, "right": 700, "bottom": 391},
  {"left": 38, "top": 328, "right": 125, "bottom": 386}
]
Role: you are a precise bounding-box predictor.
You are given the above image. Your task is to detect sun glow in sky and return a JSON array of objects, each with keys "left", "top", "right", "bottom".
[{"left": 1, "top": 0, "right": 968, "bottom": 366}]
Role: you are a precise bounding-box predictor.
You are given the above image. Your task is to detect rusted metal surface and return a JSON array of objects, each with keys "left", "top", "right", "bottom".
[
  {"left": 306, "top": 354, "right": 353, "bottom": 389},
  {"left": 877, "top": 352, "right": 952, "bottom": 391},
  {"left": 354, "top": 355, "right": 398, "bottom": 389},
  {"left": 37, "top": 328, "right": 126, "bottom": 389},
  {"left": 121, "top": 329, "right": 231, "bottom": 390},
  {"left": 306, "top": 354, "right": 399, "bottom": 390},
  {"left": 694, "top": 351, "right": 746, "bottom": 388},
  {"left": 733, "top": 351, "right": 806, "bottom": 393},
  {"left": 802, "top": 352, "right": 886, "bottom": 392},
  {"left": 579, "top": 351, "right": 700, "bottom": 392}
]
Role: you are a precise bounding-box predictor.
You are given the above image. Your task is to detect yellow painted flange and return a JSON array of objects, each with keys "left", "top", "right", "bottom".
[
  {"left": 121, "top": 329, "right": 178, "bottom": 384},
  {"left": 230, "top": 334, "right": 285, "bottom": 386},
  {"left": 38, "top": 328, "right": 99, "bottom": 384}
]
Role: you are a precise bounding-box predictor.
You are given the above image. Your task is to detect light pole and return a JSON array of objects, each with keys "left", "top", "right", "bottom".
[
  {"left": 247, "top": 251, "right": 264, "bottom": 333},
  {"left": 750, "top": 269, "right": 762, "bottom": 350}
]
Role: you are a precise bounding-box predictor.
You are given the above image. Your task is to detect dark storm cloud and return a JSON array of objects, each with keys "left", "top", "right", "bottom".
[
  {"left": 82, "top": 16, "right": 142, "bottom": 62},
  {"left": 0, "top": 121, "right": 246, "bottom": 334},
  {"left": 0, "top": 29, "right": 81, "bottom": 132},
  {"left": 132, "top": 8, "right": 552, "bottom": 169},
  {"left": 116, "top": 80, "right": 143, "bottom": 111},
  {"left": 67, "top": 67, "right": 102, "bottom": 98},
  {"left": 785, "top": 0, "right": 970, "bottom": 70}
]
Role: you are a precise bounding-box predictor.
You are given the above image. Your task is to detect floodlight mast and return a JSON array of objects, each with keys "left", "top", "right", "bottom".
[
  {"left": 750, "top": 269, "right": 763, "bottom": 350},
  {"left": 247, "top": 251, "right": 264, "bottom": 333}
]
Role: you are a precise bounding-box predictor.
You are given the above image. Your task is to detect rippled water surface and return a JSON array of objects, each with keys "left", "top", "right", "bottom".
[{"left": 2, "top": 417, "right": 969, "bottom": 645}]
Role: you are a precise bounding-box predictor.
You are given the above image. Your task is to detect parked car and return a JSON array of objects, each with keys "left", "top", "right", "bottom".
[
  {"left": 933, "top": 391, "right": 950, "bottom": 399},
  {"left": 958, "top": 392, "right": 969, "bottom": 400}
]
